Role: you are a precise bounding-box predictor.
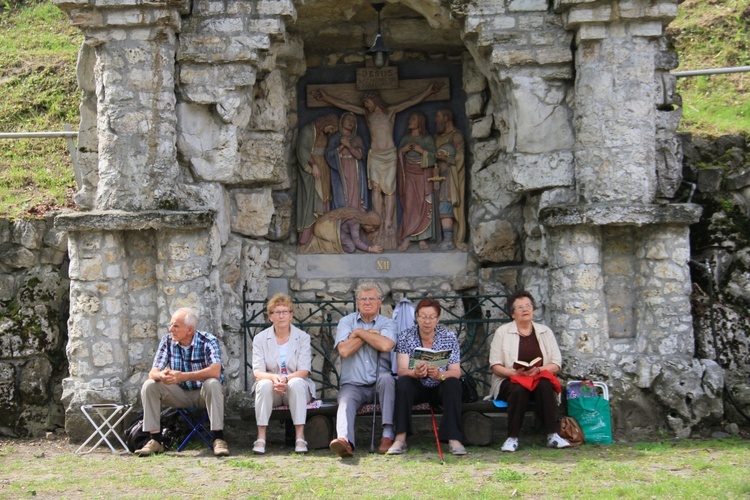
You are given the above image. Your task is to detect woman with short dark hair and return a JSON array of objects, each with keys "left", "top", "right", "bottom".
[
  {"left": 387, "top": 298, "right": 466, "bottom": 455},
  {"left": 489, "top": 290, "right": 570, "bottom": 452}
]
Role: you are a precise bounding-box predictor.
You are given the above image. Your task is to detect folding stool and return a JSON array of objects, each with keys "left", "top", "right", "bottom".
[
  {"left": 76, "top": 404, "right": 133, "bottom": 454},
  {"left": 175, "top": 407, "right": 214, "bottom": 452}
]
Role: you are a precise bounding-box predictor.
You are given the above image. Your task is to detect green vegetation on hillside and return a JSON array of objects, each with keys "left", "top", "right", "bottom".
[
  {"left": 668, "top": 0, "right": 750, "bottom": 135},
  {"left": 0, "top": 0, "right": 81, "bottom": 218}
]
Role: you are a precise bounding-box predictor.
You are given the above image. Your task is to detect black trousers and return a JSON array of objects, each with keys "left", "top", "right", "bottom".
[
  {"left": 393, "top": 376, "right": 464, "bottom": 442},
  {"left": 498, "top": 377, "right": 559, "bottom": 437}
]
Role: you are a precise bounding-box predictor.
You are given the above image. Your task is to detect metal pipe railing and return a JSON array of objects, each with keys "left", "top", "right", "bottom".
[
  {"left": 0, "top": 131, "right": 78, "bottom": 139},
  {"left": 0, "top": 125, "right": 81, "bottom": 187},
  {"left": 674, "top": 65, "right": 750, "bottom": 78}
]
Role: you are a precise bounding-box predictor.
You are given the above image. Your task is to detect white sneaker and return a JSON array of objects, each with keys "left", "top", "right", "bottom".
[
  {"left": 547, "top": 433, "right": 571, "bottom": 449},
  {"left": 501, "top": 437, "right": 518, "bottom": 452}
]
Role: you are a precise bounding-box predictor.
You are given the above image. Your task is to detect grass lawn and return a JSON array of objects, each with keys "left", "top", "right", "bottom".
[{"left": 1, "top": 436, "right": 749, "bottom": 498}]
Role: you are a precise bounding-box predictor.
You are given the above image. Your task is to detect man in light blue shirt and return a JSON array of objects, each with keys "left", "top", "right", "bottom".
[{"left": 329, "top": 282, "right": 396, "bottom": 457}]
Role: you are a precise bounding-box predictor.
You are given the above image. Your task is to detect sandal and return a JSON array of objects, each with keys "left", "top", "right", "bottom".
[
  {"left": 253, "top": 439, "right": 266, "bottom": 455},
  {"left": 386, "top": 439, "right": 408, "bottom": 455},
  {"left": 449, "top": 440, "right": 467, "bottom": 456},
  {"left": 294, "top": 439, "right": 308, "bottom": 454}
]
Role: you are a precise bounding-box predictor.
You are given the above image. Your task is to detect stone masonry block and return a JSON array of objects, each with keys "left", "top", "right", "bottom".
[
  {"left": 238, "top": 131, "right": 288, "bottom": 184},
  {"left": 530, "top": 31, "right": 556, "bottom": 45},
  {"left": 466, "top": 15, "right": 515, "bottom": 36},
  {"left": 0, "top": 247, "right": 37, "bottom": 269},
  {"left": 555, "top": 0, "right": 599, "bottom": 5},
  {"left": 507, "top": 151, "right": 575, "bottom": 192},
  {"left": 629, "top": 21, "right": 664, "bottom": 38},
  {"left": 12, "top": 220, "right": 45, "bottom": 250},
  {"left": 491, "top": 48, "right": 536, "bottom": 67},
  {"left": 257, "top": 0, "right": 295, "bottom": 18},
  {"left": 230, "top": 188, "right": 275, "bottom": 238},
  {"left": 0, "top": 362, "right": 17, "bottom": 415},
  {"left": 179, "top": 63, "right": 257, "bottom": 88},
  {"left": 564, "top": 4, "right": 612, "bottom": 26},
  {"left": 465, "top": 92, "right": 486, "bottom": 118},
  {"left": 576, "top": 23, "right": 608, "bottom": 41},
  {"left": 535, "top": 46, "right": 574, "bottom": 65},
  {"left": 198, "top": 16, "right": 243, "bottom": 34},
  {"left": 509, "top": 0, "right": 548, "bottom": 12},
  {"left": 472, "top": 219, "right": 521, "bottom": 264},
  {"left": 193, "top": 1, "right": 224, "bottom": 16},
  {"left": 465, "top": 2, "right": 507, "bottom": 17},
  {"left": 103, "top": 8, "right": 181, "bottom": 28},
  {"left": 248, "top": 18, "right": 285, "bottom": 36},
  {"left": 619, "top": 0, "right": 678, "bottom": 21}
]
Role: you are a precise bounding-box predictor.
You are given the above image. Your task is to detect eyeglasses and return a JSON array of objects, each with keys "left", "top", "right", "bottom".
[
  {"left": 512, "top": 304, "right": 534, "bottom": 312},
  {"left": 271, "top": 310, "right": 292, "bottom": 316},
  {"left": 417, "top": 315, "right": 439, "bottom": 321},
  {"left": 357, "top": 297, "right": 381, "bottom": 303}
]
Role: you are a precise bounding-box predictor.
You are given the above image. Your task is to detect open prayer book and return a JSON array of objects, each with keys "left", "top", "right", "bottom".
[
  {"left": 409, "top": 347, "right": 452, "bottom": 369},
  {"left": 513, "top": 357, "right": 542, "bottom": 370}
]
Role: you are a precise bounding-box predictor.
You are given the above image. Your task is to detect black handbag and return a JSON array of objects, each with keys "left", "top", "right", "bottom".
[{"left": 460, "top": 373, "right": 479, "bottom": 403}]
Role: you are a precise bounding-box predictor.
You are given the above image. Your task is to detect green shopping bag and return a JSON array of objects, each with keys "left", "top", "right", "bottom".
[{"left": 567, "top": 394, "right": 613, "bottom": 444}]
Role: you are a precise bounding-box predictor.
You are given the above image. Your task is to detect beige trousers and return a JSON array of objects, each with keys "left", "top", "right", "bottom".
[
  {"left": 140, "top": 378, "right": 224, "bottom": 432},
  {"left": 254, "top": 378, "right": 310, "bottom": 426}
]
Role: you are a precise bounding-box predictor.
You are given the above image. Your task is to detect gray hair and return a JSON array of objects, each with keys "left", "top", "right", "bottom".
[
  {"left": 355, "top": 282, "right": 382, "bottom": 300},
  {"left": 174, "top": 307, "right": 198, "bottom": 329}
]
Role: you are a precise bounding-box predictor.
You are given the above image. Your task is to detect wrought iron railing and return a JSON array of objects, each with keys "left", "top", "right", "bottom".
[{"left": 241, "top": 286, "right": 512, "bottom": 399}]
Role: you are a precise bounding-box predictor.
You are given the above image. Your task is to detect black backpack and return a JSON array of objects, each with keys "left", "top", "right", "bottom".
[
  {"left": 125, "top": 412, "right": 151, "bottom": 452},
  {"left": 125, "top": 409, "right": 190, "bottom": 452}
]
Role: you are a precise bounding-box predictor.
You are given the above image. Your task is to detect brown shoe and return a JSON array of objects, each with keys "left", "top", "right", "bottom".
[
  {"left": 134, "top": 438, "right": 164, "bottom": 457},
  {"left": 213, "top": 438, "right": 230, "bottom": 457},
  {"left": 329, "top": 437, "right": 353, "bottom": 458},
  {"left": 377, "top": 437, "right": 394, "bottom": 454}
]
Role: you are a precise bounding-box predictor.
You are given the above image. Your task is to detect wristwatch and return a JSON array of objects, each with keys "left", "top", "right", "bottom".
[{"left": 440, "top": 373, "right": 446, "bottom": 382}]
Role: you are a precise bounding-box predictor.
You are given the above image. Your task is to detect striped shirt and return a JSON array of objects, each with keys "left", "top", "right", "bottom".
[{"left": 153, "top": 330, "right": 223, "bottom": 390}]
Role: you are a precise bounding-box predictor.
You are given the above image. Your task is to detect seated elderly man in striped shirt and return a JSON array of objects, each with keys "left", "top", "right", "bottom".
[{"left": 135, "top": 307, "right": 229, "bottom": 457}]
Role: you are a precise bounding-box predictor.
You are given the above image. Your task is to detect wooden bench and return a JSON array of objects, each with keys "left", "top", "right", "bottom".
[{"left": 240, "top": 292, "right": 516, "bottom": 449}]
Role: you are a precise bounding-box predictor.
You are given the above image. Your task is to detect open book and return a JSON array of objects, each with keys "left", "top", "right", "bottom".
[
  {"left": 409, "top": 347, "right": 452, "bottom": 369},
  {"left": 513, "top": 357, "right": 542, "bottom": 370}
]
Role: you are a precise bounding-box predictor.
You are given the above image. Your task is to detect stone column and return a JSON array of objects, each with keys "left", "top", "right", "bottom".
[
  {"left": 540, "top": 204, "right": 702, "bottom": 380},
  {"left": 61, "top": 230, "right": 129, "bottom": 438},
  {"left": 53, "top": 0, "right": 190, "bottom": 211},
  {"left": 634, "top": 225, "right": 694, "bottom": 357},
  {"left": 546, "top": 225, "right": 608, "bottom": 355},
  {"left": 55, "top": 211, "right": 213, "bottom": 440},
  {"left": 155, "top": 229, "right": 221, "bottom": 333},
  {"left": 559, "top": 0, "right": 680, "bottom": 204}
]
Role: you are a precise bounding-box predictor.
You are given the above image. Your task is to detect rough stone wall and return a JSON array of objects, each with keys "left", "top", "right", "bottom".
[
  {"left": 685, "top": 133, "right": 750, "bottom": 427},
  {"left": 0, "top": 216, "right": 69, "bottom": 437},
  {"left": 47, "top": 0, "right": 740, "bottom": 440}
]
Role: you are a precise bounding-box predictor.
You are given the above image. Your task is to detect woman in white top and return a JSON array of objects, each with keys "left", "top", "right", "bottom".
[{"left": 252, "top": 294, "right": 315, "bottom": 454}]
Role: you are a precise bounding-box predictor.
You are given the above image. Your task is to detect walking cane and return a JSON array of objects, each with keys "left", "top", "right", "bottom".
[
  {"left": 370, "top": 352, "right": 380, "bottom": 453},
  {"left": 430, "top": 406, "right": 444, "bottom": 465}
]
